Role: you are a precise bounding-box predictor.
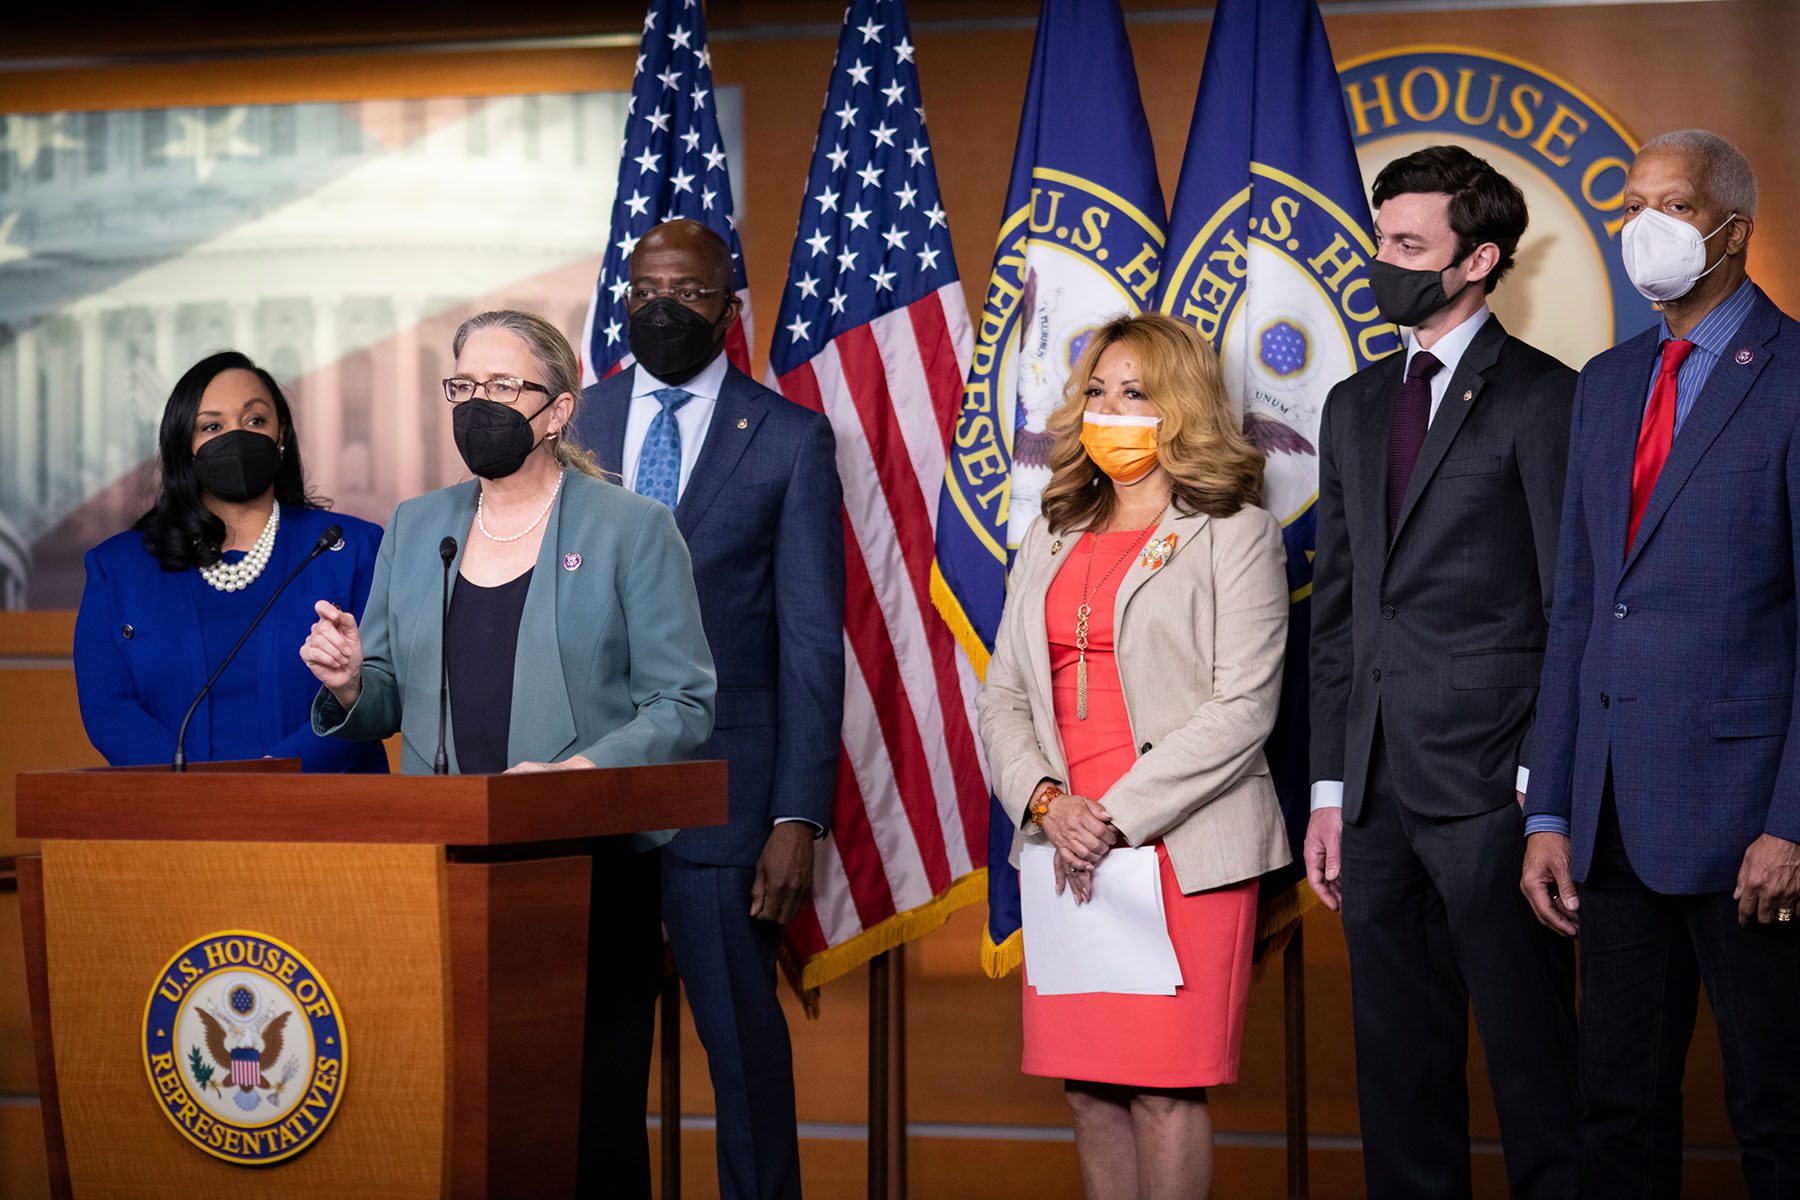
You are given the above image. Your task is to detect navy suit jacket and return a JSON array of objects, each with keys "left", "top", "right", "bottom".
[
  {"left": 577, "top": 362, "right": 846, "bottom": 868},
  {"left": 74, "top": 504, "right": 389, "bottom": 772},
  {"left": 1528, "top": 287, "right": 1800, "bottom": 893}
]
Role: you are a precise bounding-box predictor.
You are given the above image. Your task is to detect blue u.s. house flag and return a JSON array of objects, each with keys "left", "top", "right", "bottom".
[
  {"left": 931, "top": 0, "right": 1166, "bottom": 977},
  {"left": 1158, "top": 0, "right": 1401, "bottom": 944}
]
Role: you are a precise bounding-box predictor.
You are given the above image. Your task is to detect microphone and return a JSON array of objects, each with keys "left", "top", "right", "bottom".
[
  {"left": 174, "top": 524, "right": 344, "bottom": 773},
  {"left": 434, "top": 536, "right": 456, "bottom": 776}
]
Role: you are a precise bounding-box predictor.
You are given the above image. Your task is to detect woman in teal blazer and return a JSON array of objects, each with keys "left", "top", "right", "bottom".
[
  {"left": 302, "top": 312, "right": 715, "bottom": 779},
  {"left": 300, "top": 309, "right": 715, "bottom": 1198}
]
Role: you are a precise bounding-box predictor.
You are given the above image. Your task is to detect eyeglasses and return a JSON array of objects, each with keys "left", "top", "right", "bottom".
[
  {"left": 442, "top": 376, "right": 552, "bottom": 405},
  {"left": 629, "top": 285, "right": 728, "bottom": 306}
]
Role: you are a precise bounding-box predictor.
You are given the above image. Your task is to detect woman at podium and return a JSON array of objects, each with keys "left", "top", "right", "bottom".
[
  {"left": 299, "top": 308, "right": 716, "bottom": 774},
  {"left": 300, "top": 310, "right": 715, "bottom": 1192},
  {"left": 72, "top": 350, "right": 388, "bottom": 772}
]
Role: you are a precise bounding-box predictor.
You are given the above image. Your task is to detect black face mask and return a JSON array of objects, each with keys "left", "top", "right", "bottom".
[
  {"left": 627, "top": 296, "right": 728, "bottom": 386},
  {"left": 1369, "top": 253, "right": 1475, "bottom": 328},
  {"left": 453, "top": 395, "right": 555, "bottom": 480},
  {"left": 193, "top": 430, "right": 283, "bottom": 502}
]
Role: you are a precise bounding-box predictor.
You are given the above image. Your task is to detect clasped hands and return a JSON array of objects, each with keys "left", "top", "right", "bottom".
[{"left": 1039, "top": 786, "right": 1119, "bottom": 904}]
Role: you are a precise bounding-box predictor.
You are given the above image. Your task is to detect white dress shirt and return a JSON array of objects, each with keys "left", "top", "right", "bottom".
[
  {"left": 621, "top": 351, "right": 729, "bottom": 501},
  {"left": 1311, "top": 304, "right": 1526, "bottom": 811}
]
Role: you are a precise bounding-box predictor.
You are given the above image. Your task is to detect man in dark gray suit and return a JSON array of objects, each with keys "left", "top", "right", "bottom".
[{"left": 1305, "top": 145, "right": 1580, "bottom": 1199}]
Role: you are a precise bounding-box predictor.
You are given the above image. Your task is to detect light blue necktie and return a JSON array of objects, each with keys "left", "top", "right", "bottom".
[{"left": 635, "top": 387, "right": 693, "bottom": 509}]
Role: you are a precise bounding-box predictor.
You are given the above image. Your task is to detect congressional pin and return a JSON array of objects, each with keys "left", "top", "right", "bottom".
[
  {"left": 1736, "top": 347, "right": 1754, "bottom": 365},
  {"left": 1461, "top": 389, "right": 1473, "bottom": 402},
  {"left": 736, "top": 418, "right": 749, "bottom": 429},
  {"left": 562, "top": 552, "right": 582, "bottom": 572},
  {"left": 329, "top": 537, "right": 346, "bottom": 552}
]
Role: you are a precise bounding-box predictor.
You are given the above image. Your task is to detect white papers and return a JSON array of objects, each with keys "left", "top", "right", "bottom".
[{"left": 1019, "top": 843, "right": 1184, "bottom": 996}]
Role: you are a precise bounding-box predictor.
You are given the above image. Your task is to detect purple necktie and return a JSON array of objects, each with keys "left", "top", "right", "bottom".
[{"left": 1387, "top": 349, "right": 1442, "bottom": 539}]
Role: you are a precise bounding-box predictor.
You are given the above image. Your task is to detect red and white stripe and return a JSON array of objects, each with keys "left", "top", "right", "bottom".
[{"left": 776, "top": 282, "right": 989, "bottom": 970}]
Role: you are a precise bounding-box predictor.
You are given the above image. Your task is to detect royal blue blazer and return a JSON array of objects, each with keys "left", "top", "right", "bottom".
[
  {"left": 577, "top": 365, "right": 847, "bottom": 867},
  {"left": 73, "top": 504, "right": 389, "bottom": 772},
  {"left": 1528, "top": 287, "right": 1800, "bottom": 893}
]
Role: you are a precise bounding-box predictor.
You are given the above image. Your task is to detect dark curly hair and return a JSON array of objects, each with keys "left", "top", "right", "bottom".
[
  {"left": 1372, "top": 144, "right": 1529, "bottom": 294},
  {"left": 132, "top": 351, "right": 322, "bottom": 572}
]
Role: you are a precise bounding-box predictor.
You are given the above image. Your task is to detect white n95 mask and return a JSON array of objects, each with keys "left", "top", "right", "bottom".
[{"left": 1620, "top": 208, "right": 1736, "bottom": 302}]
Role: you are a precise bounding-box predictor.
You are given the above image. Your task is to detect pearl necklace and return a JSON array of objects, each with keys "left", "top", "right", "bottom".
[
  {"left": 199, "top": 501, "right": 279, "bottom": 593},
  {"left": 477, "top": 475, "right": 562, "bottom": 543}
]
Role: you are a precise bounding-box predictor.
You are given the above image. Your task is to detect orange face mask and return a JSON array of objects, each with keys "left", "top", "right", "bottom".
[{"left": 1080, "top": 412, "right": 1162, "bottom": 484}]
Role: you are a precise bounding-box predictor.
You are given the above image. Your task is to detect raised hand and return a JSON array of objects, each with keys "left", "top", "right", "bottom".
[{"left": 300, "top": 600, "right": 364, "bottom": 708}]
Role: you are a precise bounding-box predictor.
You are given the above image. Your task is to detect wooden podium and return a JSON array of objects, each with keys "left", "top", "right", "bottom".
[{"left": 13, "top": 759, "right": 726, "bottom": 1199}]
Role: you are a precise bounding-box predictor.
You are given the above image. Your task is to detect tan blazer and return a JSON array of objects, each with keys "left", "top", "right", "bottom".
[{"left": 975, "top": 504, "right": 1292, "bottom": 894}]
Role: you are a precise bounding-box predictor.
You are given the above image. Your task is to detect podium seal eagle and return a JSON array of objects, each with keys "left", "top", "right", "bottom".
[{"left": 142, "top": 930, "right": 347, "bottom": 1165}]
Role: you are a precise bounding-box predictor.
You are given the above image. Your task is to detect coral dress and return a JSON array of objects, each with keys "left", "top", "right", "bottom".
[{"left": 1020, "top": 528, "right": 1259, "bottom": 1088}]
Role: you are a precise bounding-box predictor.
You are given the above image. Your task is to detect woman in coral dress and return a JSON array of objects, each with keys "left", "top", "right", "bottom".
[{"left": 977, "top": 312, "right": 1292, "bottom": 1198}]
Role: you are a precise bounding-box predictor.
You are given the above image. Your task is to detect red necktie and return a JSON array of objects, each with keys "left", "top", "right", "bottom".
[{"left": 1626, "top": 338, "right": 1696, "bottom": 556}]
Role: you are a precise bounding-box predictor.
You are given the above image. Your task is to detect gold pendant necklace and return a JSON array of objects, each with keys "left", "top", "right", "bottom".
[{"left": 1074, "top": 504, "right": 1168, "bottom": 719}]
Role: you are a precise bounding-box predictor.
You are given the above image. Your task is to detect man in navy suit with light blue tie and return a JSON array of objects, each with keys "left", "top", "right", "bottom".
[
  {"left": 1524, "top": 131, "right": 1800, "bottom": 1198},
  {"left": 577, "top": 219, "right": 845, "bottom": 1200}
]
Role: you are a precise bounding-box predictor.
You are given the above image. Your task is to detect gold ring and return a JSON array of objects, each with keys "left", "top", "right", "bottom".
[{"left": 1779, "top": 907, "right": 1794, "bottom": 923}]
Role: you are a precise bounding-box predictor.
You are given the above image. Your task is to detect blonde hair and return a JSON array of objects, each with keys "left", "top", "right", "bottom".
[
  {"left": 451, "top": 309, "right": 608, "bottom": 480},
  {"left": 1040, "top": 311, "right": 1263, "bottom": 535}
]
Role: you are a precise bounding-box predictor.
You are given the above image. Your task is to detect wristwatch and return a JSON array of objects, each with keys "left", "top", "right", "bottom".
[{"left": 1028, "top": 783, "right": 1063, "bottom": 828}]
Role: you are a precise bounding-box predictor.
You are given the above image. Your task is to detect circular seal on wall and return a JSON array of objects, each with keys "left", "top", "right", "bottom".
[{"left": 142, "top": 930, "right": 347, "bottom": 1166}]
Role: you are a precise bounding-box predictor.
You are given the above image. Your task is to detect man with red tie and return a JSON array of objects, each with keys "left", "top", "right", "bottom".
[
  {"left": 1307, "top": 146, "right": 1580, "bottom": 1198},
  {"left": 1524, "top": 130, "right": 1800, "bottom": 1198}
]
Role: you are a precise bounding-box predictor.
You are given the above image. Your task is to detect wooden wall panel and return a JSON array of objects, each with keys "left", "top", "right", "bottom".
[
  {"left": 0, "top": 890, "right": 37, "bottom": 1096},
  {"left": 0, "top": 1101, "right": 52, "bottom": 1200}
]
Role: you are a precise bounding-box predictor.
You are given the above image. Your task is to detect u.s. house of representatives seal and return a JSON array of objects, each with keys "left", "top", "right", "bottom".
[{"left": 142, "top": 930, "right": 347, "bottom": 1166}]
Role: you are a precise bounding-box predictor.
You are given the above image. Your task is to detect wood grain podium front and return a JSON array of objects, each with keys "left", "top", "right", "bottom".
[{"left": 13, "top": 759, "right": 726, "bottom": 1199}]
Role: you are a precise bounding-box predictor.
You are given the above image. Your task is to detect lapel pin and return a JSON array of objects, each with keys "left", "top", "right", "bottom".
[
  {"left": 329, "top": 537, "right": 345, "bottom": 551},
  {"left": 1461, "top": 389, "right": 1473, "bottom": 402},
  {"left": 562, "top": 552, "right": 582, "bottom": 572},
  {"left": 1736, "top": 347, "right": 1754, "bottom": 365},
  {"left": 737, "top": 417, "right": 749, "bottom": 429},
  {"left": 1050, "top": 539, "right": 1063, "bottom": 555}
]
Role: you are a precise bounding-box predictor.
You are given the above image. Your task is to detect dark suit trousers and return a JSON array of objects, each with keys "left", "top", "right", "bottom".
[
  {"left": 1340, "top": 733, "right": 1579, "bottom": 1199},
  {"left": 663, "top": 855, "right": 803, "bottom": 1200},
  {"left": 1579, "top": 789, "right": 1800, "bottom": 1199},
  {"left": 576, "top": 842, "right": 664, "bottom": 1199}
]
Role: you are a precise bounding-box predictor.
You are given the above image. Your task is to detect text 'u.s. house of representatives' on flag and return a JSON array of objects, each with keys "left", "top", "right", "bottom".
[
  {"left": 768, "top": 0, "right": 990, "bottom": 991},
  {"left": 581, "top": 0, "right": 752, "bottom": 384},
  {"left": 1158, "top": 0, "right": 1401, "bottom": 945},
  {"left": 930, "top": 0, "right": 1167, "bottom": 978}
]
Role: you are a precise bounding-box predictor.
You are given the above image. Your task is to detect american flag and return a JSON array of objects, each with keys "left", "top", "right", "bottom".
[
  {"left": 579, "top": 0, "right": 752, "bottom": 384},
  {"left": 769, "top": 0, "right": 989, "bottom": 989}
]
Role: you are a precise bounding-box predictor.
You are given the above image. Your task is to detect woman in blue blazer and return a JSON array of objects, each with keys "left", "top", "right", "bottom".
[
  {"left": 301, "top": 309, "right": 715, "bottom": 1198},
  {"left": 73, "top": 351, "right": 387, "bottom": 773}
]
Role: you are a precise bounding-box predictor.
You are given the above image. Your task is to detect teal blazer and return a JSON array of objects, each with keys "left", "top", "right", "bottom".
[{"left": 312, "top": 471, "right": 716, "bottom": 811}]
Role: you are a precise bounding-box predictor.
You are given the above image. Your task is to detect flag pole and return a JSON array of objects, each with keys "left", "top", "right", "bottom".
[
  {"left": 659, "top": 961, "right": 682, "bottom": 1199},
  {"left": 1283, "top": 926, "right": 1309, "bottom": 1199},
  {"left": 867, "top": 947, "right": 908, "bottom": 1199}
]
